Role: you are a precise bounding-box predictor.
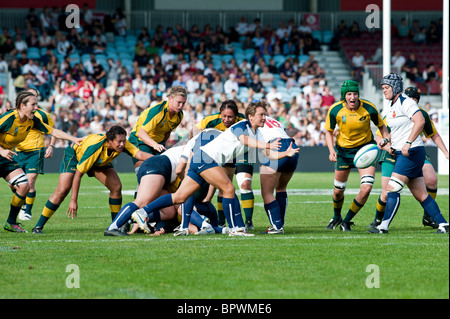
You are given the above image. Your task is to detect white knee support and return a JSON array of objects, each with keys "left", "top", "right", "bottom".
[
  {"left": 236, "top": 172, "right": 252, "bottom": 194},
  {"left": 360, "top": 175, "right": 375, "bottom": 186},
  {"left": 7, "top": 173, "right": 29, "bottom": 187},
  {"left": 334, "top": 179, "right": 347, "bottom": 191},
  {"left": 388, "top": 177, "right": 405, "bottom": 193}
]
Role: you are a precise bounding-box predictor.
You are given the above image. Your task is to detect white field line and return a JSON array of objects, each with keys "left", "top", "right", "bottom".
[
  {"left": 120, "top": 188, "right": 449, "bottom": 197},
  {"left": 1, "top": 188, "right": 448, "bottom": 198}
]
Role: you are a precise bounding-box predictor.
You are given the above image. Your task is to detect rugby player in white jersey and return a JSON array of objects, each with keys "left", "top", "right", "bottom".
[
  {"left": 258, "top": 116, "right": 299, "bottom": 234},
  {"left": 368, "top": 73, "right": 448, "bottom": 234}
]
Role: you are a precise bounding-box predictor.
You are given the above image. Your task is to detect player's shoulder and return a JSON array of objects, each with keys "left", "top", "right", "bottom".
[
  {"left": 83, "top": 133, "right": 107, "bottom": 145},
  {"left": 327, "top": 100, "right": 345, "bottom": 116},
  {"left": 397, "top": 93, "right": 416, "bottom": 107}
]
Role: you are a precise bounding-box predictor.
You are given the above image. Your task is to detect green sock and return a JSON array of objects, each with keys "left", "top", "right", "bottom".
[
  {"left": 375, "top": 197, "right": 386, "bottom": 221},
  {"left": 25, "top": 191, "right": 36, "bottom": 214},
  {"left": 241, "top": 192, "right": 254, "bottom": 224},
  {"left": 333, "top": 197, "right": 344, "bottom": 219},
  {"left": 343, "top": 199, "right": 363, "bottom": 223},
  {"left": 7, "top": 193, "right": 26, "bottom": 224}
]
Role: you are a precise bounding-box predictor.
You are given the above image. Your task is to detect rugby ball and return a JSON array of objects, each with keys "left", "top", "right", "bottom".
[{"left": 353, "top": 144, "right": 379, "bottom": 168}]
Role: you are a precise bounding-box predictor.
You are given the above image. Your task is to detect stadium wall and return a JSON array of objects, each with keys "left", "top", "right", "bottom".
[{"left": 42, "top": 146, "right": 438, "bottom": 173}]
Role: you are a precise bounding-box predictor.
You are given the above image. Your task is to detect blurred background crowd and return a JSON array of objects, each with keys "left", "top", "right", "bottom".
[{"left": 0, "top": 5, "right": 443, "bottom": 149}]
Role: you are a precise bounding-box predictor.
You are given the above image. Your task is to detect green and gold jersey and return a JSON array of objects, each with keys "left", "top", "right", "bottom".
[
  {"left": 15, "top": 108, "right": 54, "bottom": 152},
  {"left": 129, "top": 100, "right": 183, "bottom": 145},
  {"left": 325, "top": 98, "right": 383, "bottom": 149},
  {"left": 0, "top": 110, "right": 53, "bottom": 151},
  {"left": 72, "top": 133, "right": 139, "bottom": 174},
  {"left": 194, "top": 112, "right": 245, "bottom": 132}
]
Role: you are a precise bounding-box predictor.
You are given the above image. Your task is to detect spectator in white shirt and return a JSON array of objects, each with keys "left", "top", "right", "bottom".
[
  {"left": 276, "top": 21, "right": 290, "bottom": 40},
  {"left": 14, "top": 34, "right": 28, "bottom": 53},
  {"left": 22, "top": 59, "right": 39, "bottom": 75},
  {"left": 259, "top": 66, "right": 274, "bottom": 88},
  {"left": 351, "top": 50, "right": 365, "bottom": 81},
  {"left": 235, "top": 16, "right": 249, "bottom": 36},
  {"left": 266, "top": 86, "right": 283, "bottom": 111},
  {"left": 224, "top": 73, "right": 239, "bottom": 95},
  {"left": 161, "top": 48, "right": 176, "bottom": 66},
  {"left": 391, "top": 50, "right": 406, "bottom": 69}
]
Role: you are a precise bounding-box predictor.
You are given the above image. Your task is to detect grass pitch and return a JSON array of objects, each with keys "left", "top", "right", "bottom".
[{"left": 0, "top": 172, "right": 448, "bottom": 300}]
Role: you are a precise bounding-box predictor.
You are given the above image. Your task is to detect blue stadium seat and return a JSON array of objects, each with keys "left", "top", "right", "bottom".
[
  {"left": 312, "top": 30, "right": 322, "bottom": 43},
  {"left": 299, "top": 54, "right": 309, "bottom": 65},
  {"left": 231, "top": 42, "right": 243, "bottom": 50},
  {"left": 221, "top": 54, "right": 233, "bottom": 64},
  {"left": 322, "top": 30, "right": 334, "bottom": 44},
  {"left": 119, "top": 52, "right": 133, "bottom": 60},
  {"left": 274, "top": 55, "right": 286, "bottom": 68}
]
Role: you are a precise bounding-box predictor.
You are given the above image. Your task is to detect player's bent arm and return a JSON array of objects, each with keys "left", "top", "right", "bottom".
[
  {"left": 262, "top": 142, "right": 299, "bottom": 160},
  {"left": 325, "top": 130, "right": 337, "bottom": 162},
  {"left": 135, "top": 150, "right": 152, "bottom": 162},
  {"left": 45, "top": 135, "right": 57, "bottom": 158},
  {"left": 238, "top": 135, "right": 280, "bottom": 151},
  {"left": 137, "top": 128, "right": 166, "bottom": 152},
  {"left": 190, "top": 126, "right": 201, "bottom": 139},
  {"left": 67, "top": 169, "right": 84, "bottom": 219},
  {"left": 407, "top": 111, "right": 425, "bottom": 143},
  {"left": 50, "top": 128, "right": 84, "bottom": 146},
  {"left": 175, "top": 155, "right": 189, "bottom": 180},
  {"left": 0, "top": 146, "right": 17, "bottom": 161},
  {"left": 431, "top": 133, "right": 449, "bottom": 159}
]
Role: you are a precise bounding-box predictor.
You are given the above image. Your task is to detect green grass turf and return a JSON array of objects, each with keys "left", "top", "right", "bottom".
[{"left": 0, "top": 172, "right": 448, "bottom": 299}]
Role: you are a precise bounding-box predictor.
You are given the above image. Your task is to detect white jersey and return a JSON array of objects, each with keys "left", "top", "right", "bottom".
[
  {"left": 161, "top": 145, "right": 184, "bottom": 183},
  {"left": 200, "top": 120, "right": 264, "bottom": 165},
  {"left": 259, "top": 116, "right": 290, "bottom": 142},
  {"left": 385, "top": 93, "right": 424, "bottom": 151}
]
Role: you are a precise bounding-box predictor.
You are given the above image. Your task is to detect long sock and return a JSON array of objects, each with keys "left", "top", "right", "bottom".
[
  {"left": 276, "top": 191, "right": 288, "bottom": 226},
  {"left": 374, "top": 196, "right": 386, "bottom": 221},
  {"left": 142, "top": 194, "right": 173, "bottom": 215},
  {"left": 108, "top": 202, "right": 138, "bottom": 230},
  {"left": 222, "top": 197, "right": 235, "bottom": 228},
  {"left": 25, "top": 191, "right": 36, "bottom": 214},
  {"left": 181, "top": 195, "right": 195, "bottom": 229},
  {"left": 240, "top": 191, "right": 254, "bottom": 224},
  {"left": 264, "top": 200, "right": 283, "bottom": 230},
  {"left": 343, "top": 199, "right": 363, "bottom": 223},
  {"left": 424, "top": 187, "right": 437, "bottom": 217},
  {"left": 196, "top": 203, "right": 219, "bottom": 227},
  {"left": 109, "top": 197, "right": 122, "bottom": 221},
  {"left": 379, "top": 192, "right": 401, "bottom": 230},
  {"left": 233, "top": 195, "right": 245, "bottom": 228},
  {"left": 7, "top": 193, "right": 26, "bottom": 224},
  {"left": 217, "top": 195, "right": 225, "bottom": 225},
  {"left": 333, "top": 197, "right": 344, "bottom": 219},
  {"left": 190, "top": 210, "right": 206, "bottom": 229},
  {"left": 420, "top": 194, "right": 447, "bottom": 224},
  {"left": 35, "top": 200, "right": 60, "bottom": 228}
]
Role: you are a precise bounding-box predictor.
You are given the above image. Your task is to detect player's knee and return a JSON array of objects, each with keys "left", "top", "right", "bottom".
[
  {"left": 334, "top": 179, "right": 347, "bottom": 191},
  {"left": 110, "top": 182, "right": 122, "bottom": 195},
  {"left": 425, "top": 176, "right": 438, "bottom": 190},
  {"left": 7, "top": 173, "right": 29, "bottom": 195},
  {"left": 387, "top": 177, "right": 404, "bottom": 193},
  {"left": 17, "top": 182, "right": 30, "bottom": 197},
  {"left": 221, "top": 182, "right": 236, "bottom": 198},
  {"left": 236, "top": 173, "right": 252, "bottom": 193},
  {"left": 360, "top": 175, "right": 374, "bottom": 194}
]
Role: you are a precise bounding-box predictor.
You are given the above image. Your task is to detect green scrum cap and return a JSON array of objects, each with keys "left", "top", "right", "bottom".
[{"left": 340, "top": 80, "right": 360, "bottom": 101}]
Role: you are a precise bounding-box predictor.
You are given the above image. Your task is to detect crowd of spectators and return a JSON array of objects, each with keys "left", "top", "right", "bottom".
[{"left": 0, "top": 7, "right": 442, "bottom": 150}]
